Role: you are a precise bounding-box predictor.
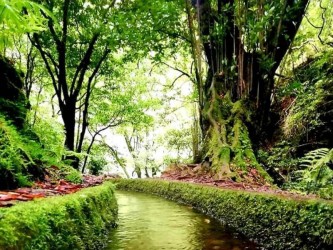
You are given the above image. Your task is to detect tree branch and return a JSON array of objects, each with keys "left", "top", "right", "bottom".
[
  {"left": 88, "top": 47, "right": 110, "bottom": 85},
  {"left": 71, "top": 33, "right": 100, "bottom": 97},
  {"left": 30, "top": 34, "right": 62, "bottom": 104},
  {"left": 62, "top": 0, "right": 70, "bottom": 44},
  {"left": 105, "top": 143, "right": 130, "bottom": 178},
  {"left": 76, "top": 47, "right": 110, "bottom": 153},
  {"left": 160, "top": 61, "right": 195, "bottom": 83}
]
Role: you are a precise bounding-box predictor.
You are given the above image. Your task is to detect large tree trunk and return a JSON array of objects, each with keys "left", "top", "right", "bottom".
[
  {"left": 60, "top": 97, "right": 80, "bottom": 169},
  {"left": 190, "top": 0, "right": 309, "bottom": 182},
  {"left": 61, "top": 104, "right": 76, "bottom": 151}
]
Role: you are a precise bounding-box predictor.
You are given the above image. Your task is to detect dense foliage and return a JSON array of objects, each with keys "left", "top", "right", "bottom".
[
  {"left": 1, "top": 1, "right": 333, "bottom": 249},
  {"left": 0, "top": 0, "right": 333, "bottom": 197},
  {"left": 0, "top": 55, "right": 81, "bottom": 188}
]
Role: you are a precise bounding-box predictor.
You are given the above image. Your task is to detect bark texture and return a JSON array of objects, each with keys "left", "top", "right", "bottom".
[{"left": 190, "top": 0, "right": 309, "bottom": 182}]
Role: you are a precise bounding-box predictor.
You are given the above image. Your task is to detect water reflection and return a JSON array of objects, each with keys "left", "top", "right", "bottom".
[{"left": 106, "top": 191, "right": 258, "bottom": 250}]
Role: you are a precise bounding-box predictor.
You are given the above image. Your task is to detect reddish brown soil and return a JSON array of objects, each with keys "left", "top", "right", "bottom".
[
  {"left": 1, "top": 167, "right": 327, "bottom": 208},
  {"left": 160, "top": 166, "right": 323, "bottom": 201},
  {"left": 0, "top": 175, "right": 112, "bottom": 207}
]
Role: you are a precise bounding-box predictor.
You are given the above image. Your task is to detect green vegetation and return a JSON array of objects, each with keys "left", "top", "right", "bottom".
[
  {"left": 0, "top": 113, "right": 83, "bottom": 189},
  {"left": 113, "top": 179, "right": 333, "bottom": 250},
  {"left": 0, "top": 115, "right": 37, "bottom": 188},
  {"left": 0, "top": 181, "right": 117, "bottom": 249},
  {"left": 0, "top": 0, "right": 50, "bottom": 51},
  {"left": 1, "top": 0, "right": 333, "bottom": 247},
  {"left": 0, "top": 0, "right": 328, "bottom": 189},
  {"left": 88, "top": 157, "right": 108, "bottom": 176},
  {"left": 261, "top": 50, "right": 333, "bottom": 197}
]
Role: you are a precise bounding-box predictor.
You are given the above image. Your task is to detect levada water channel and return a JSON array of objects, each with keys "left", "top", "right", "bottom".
[{"left": 105, "top": 191, "right": 259, "bottom": 250}]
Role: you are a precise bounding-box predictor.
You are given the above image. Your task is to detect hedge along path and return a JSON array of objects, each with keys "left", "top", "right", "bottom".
[
  {"left": 113, "top": 179, "right": 333, "bottom": 250},
  {"left": 0, "top": 181, "right": 117, "bottom": 250}
]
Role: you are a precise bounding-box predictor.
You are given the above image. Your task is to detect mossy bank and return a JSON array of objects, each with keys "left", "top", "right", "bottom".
[
  {"left": 113, "top": 179, "right": 333, "bottom": 250},
  {"left": 0, "top": 181, "right": 117, "bottom": 250}
]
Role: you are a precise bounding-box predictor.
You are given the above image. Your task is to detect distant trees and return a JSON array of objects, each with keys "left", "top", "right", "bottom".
[
  {"left": 28, "top": 0, "right": 185, "bottom": 169},
  {"left": 29, "top": 1, "right": 116, "bottom": 168},
  {"left": 1, "top": 0, "right": 315, "bottom": 182}
]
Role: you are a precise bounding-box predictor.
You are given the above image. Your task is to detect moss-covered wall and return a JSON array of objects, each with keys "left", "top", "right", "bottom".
[
  {"left": 0, "top": 181, "right": 117, "bottom": 250},
  {"left": 0, "top": 56, "right": 28, "bottom": 129},
  {"left": 113, "top": 179, "right": 333, "bottom": 250}
]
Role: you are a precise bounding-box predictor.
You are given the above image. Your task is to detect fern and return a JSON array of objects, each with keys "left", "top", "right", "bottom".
[
  {"left": 298, "top": 148, "right": 333, "bottom": 194},
  {"left": 0, "top": 115, "right": 69, "bottom": 188}
]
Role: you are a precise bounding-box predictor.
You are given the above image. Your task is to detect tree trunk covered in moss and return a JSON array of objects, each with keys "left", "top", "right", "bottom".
[{"left": 190, "top": 0, "right": 309, "bottom": 182}]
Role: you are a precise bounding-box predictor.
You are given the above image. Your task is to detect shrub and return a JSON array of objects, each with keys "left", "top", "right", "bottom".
[
  {"left": 88, "top": 157, "right": 107, "bottom": 176},
  {"left": 61, "top": 165, "right": 83, "bottom": 184},
  {"left": 0, "top": 116, "right": 32, "bottom": 189},
  {"left": 0, "top": 181, "right": 117, "bottom": 249},
  {"left": 290, "top": 148, "right": 333, "bottom": 199}
]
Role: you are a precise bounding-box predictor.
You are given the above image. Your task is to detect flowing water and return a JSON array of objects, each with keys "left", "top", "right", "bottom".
[{"left": 105, "top": 191, "right": 258, "bottom": 250}]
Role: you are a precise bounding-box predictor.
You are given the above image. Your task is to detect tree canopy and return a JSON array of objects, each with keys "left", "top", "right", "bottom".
[{"left": 1, "top": 0, "right": 333, "bottom": 199}]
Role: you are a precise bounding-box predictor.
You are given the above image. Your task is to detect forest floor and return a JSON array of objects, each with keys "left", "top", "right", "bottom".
[
  {"left": 0, "top": 164, "right": 326, "bottom": 208},
  {"left": 160, "top": 163, "right": 321, "bottom": 201},
  {"left": 0, "top": 174, "right": 115, "bottom": 207}
]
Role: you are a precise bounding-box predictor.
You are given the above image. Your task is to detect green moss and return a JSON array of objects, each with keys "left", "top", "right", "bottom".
[
  {"left": 0, "top": 181, "right": 118, "bottom": 250},
  {"left": 231, "top": 118, "right": 242, "bottom": 148},
  {"left": 204, "top": 96, "right": 272, "bottom": 183},
  {"left": 215, "top": 146, "right": 231, "bottom": 177},
  {"left": 0, "top": 56, "right": 28, "bottom": 129},
  {"left": 231, "top": 100, "right": 251, "bottom": 122},
  {"left": 219, "top": 147, "right": 231, "bottom": 165},
  {"left": 281, "top": 52, "right": 333, "bottom": 147},
  {"left": 113, "top": 179, "right": 333, "bottom": 250},
  {"left": 60, "top": 165, "right": 83, "bottom": 184}
]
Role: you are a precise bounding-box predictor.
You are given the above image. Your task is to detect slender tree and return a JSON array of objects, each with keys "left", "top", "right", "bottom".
[
  {"left": 29, "top": 0, "right": 185, "bottom": 169},
  {"left": 29, "top": 0, "right": 119, "bottom": 168}
]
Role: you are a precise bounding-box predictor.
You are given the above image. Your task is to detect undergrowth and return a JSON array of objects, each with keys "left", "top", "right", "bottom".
[
  {"left": 0, "top": 115, "right": 81, "bottom": 189},
  {"left": 267, "top": 52, "right": 333, "bottom": 198},
  {"left": 285, "top": 148, "right": 333, "bottom": 199}
]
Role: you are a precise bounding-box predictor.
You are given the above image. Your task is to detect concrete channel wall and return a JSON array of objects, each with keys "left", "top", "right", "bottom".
[
  {"left": 113, "top": 178, "right": 333, "bottom": 250},
  {"left": 0, "top": 181, "right": 117, "bottom": 249}
]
